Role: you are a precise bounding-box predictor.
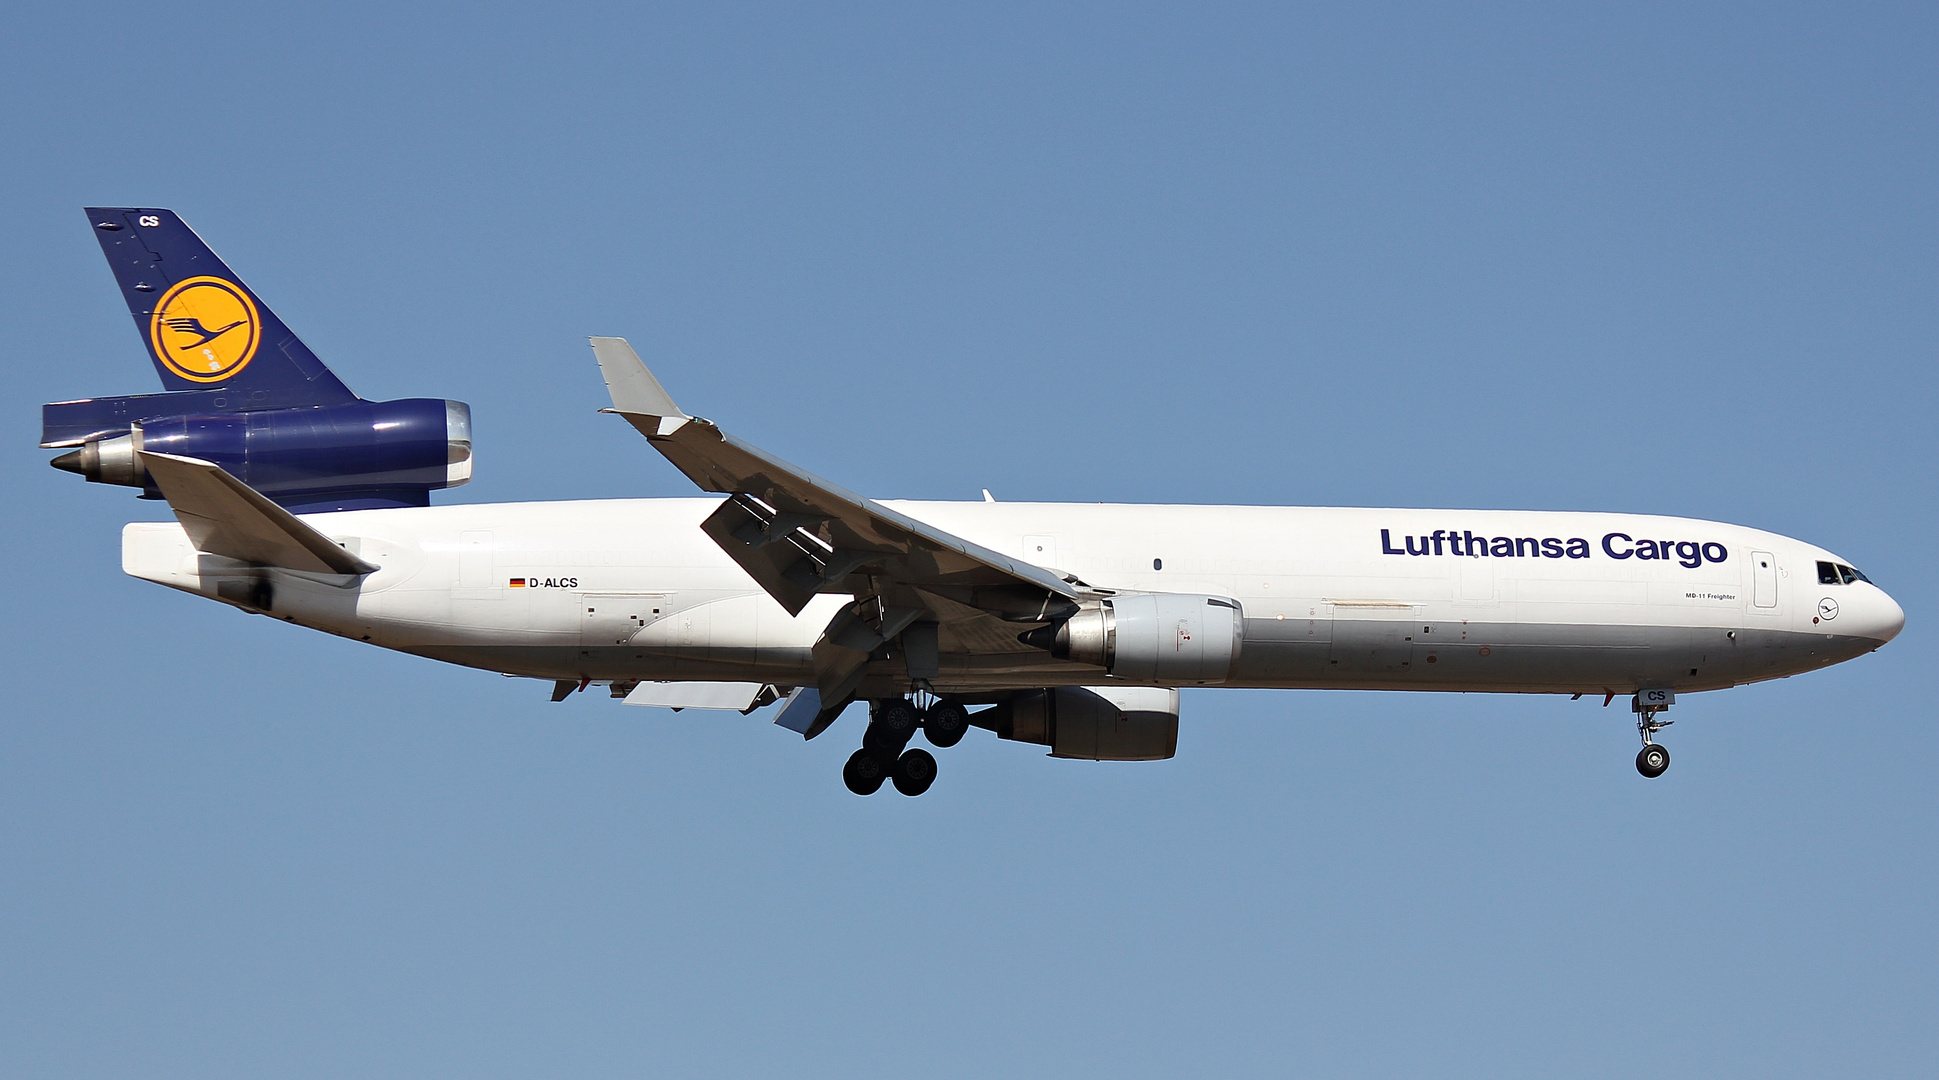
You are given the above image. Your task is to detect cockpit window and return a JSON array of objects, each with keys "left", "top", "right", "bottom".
[{"left": 1819, "top": 561, "right": 1875, "bottom": 585}]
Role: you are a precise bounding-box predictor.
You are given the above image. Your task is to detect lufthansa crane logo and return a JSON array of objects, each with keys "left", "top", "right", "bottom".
[{"left": 148, "top": 276, "right": 261, "bottom": 382}]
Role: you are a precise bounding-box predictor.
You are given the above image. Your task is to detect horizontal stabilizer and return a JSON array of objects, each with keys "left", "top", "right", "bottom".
[
  {"left": 137, "top": 451, "right": 378, "bottom": 575},
  {"left": 623, "top": 681, "right": 769, "bottom": 711}
]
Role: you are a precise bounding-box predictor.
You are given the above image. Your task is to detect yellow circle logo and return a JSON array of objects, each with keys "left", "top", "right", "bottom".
[{"left": 149, "top": 276, "right": 261, "bottom": 382}]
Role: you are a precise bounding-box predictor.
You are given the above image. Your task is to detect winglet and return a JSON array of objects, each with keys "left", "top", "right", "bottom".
[
  {"left": 590, "top": 337, "right": 685, "bottom": 420},
  {"left": 138, "top": 451, "right": 378, "bottom": 575}
]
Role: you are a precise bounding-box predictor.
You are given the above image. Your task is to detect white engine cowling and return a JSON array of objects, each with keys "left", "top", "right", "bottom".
[
  {"left": 972, "top": 686, "right": 1180, "bottom": 761},
  {"left": 1049, "top": 594, "right": 1243, "bottom": 684}
]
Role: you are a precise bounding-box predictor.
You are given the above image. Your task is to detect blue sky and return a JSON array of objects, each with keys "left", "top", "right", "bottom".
[{"left": 2, "top": 3, "right": 1934, "bottom": 1076}]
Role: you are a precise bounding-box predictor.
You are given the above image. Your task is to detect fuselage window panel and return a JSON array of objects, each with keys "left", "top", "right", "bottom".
[{"left": 1818, "top": 561, "right": 1841, "bottom": 585}]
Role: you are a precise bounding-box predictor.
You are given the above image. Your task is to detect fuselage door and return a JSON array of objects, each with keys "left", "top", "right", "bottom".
[
  {"left": 1327, "top": 602, "right": 1416, "bottom": 676},
  {"left": 459, "top": 530, "right": 493, "bottom": 590},
  {"left": 1750, "top": 551, "right": 1779, "bottom": 610},
  {"left": 582, "top": 592, "right": 666, "bottom": 645},
  {"left": 1023, "top": 534, "right": 1058, "bottom": 570}
]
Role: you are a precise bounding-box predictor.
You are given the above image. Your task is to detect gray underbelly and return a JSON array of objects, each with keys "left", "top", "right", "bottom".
[{"left": 1232, "top": 617, "right": 1874, "bottom": 693}]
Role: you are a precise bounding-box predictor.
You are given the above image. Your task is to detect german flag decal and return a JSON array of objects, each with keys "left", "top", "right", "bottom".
[{"left": 509, "top": 578, "right": 527, "bottom": 587}]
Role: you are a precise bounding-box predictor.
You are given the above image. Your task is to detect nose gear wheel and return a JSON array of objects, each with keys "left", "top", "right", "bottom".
[{"left": 1636, "top": 743, "right": 1670, "bottom": 778}]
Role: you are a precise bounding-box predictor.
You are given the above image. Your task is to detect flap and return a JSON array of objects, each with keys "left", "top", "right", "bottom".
[{"left": 622, "top": 681, "right": 769, "bottom": 711}]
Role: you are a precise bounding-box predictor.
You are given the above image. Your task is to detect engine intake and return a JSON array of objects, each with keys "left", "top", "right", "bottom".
[
  {"left": 1029, "top": 593, "right": 1244, "bottom": 684},
  {"left": 973, "top": 686, "right": 1180, "bottom": 761}
]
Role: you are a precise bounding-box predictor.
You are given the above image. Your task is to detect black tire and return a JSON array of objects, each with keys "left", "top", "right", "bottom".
[
  {"left": 892, "top": 748, "right": 937, "bottom": 796},
  {"left": 843, "top": 749, "right": 888, "bottom": 795},
  {"left": 923, "top": 701, "right": 970, "bottom": 748},
  {"left": 1636, "top": 743, "right": 1670, "bottom": 779},
  {"left": 865, "top": 699, "right": 920, "bottom": 754},
  {"left": 862, "top": 723, "right": 910, "bottom": 755}
]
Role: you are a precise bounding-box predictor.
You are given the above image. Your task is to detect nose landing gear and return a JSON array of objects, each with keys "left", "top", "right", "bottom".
[
  {"left": 1633, "top": 690, "right": 1674, "bottom": 778},
  {"left": 842, "top": 696, "right": 964, "bottom": 796},
  {"left": 1636, "top": 742, "right": 1670, "bottom": 778}
]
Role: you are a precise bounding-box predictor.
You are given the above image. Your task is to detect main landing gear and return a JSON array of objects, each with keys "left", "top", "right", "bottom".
[
  {"left": 842, "top": 696, "right": 970, "bottom": 797},
  {"left": 1633, "top": 690, "right": 1674, "bottom": 779}
]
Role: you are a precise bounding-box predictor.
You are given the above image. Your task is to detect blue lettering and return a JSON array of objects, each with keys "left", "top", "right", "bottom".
[{"left": 1384, "top": 528, "right": 1726, "bottom": 566}]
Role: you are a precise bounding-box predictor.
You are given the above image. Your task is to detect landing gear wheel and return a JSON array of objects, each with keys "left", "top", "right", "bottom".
[
  {"left": 865, "top": 699, "right": 921, "bottom": 754},
  {"left": 843, "top": 749, "right": 888, "bottom": 795},
  {"left": 1636, "top": 743, "right": 1670, "bottom": 778},
  {"left": 892, "top": 748, "right": 937, "bottom": 796},
  {"left": 923, "top": 701, "right": 969, "bottom": 748}
]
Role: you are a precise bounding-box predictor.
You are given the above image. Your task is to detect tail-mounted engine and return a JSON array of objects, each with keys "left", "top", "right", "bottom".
[
  {"left": 1023, "top": 593, "right": 1244, "bottom": 685},
  {"left": 45, "top": 396, "right": 471, "bottom": 512}
]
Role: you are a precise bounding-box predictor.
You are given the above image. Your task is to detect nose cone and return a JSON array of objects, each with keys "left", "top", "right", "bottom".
[{"left": 1857, "top": 587, "right": 1906, "bottom": 647}]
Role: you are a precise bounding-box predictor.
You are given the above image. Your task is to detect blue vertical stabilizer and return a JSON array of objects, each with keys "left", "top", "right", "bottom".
[{"left": 84, "top": 207, "right": 357, "bottom": 406}]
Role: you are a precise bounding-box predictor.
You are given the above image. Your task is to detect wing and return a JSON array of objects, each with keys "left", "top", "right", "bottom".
[{"left": 589, "top": 337, "right": 1084, "bottom": 715}]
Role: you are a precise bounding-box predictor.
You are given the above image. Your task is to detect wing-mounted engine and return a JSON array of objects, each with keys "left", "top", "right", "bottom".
[
  {"left": 972, "top": 686, "right": 1180, "bottom": 761},
  {"left": 1022, "top": 594, "right": 1245, "bottom": 685}
]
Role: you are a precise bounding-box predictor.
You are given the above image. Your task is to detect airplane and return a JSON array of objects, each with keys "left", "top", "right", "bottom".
[{"left": 47, "top": 208, "right": 1905, "bottom": 796}]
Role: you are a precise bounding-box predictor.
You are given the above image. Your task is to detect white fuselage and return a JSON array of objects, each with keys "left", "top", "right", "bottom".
[{"left": 122, "top": 498, "right": 1904, "bottom": 698}]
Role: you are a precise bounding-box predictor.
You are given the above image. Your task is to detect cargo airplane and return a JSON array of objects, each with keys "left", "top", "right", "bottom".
[{"left": 47, "top": 208, "right": 1904, "bottom": 795}]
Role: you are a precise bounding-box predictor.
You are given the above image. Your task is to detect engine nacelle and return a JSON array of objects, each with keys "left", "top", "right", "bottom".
[
  {"left": 48, "top": 397, "right": 471, "bottom": 512},
  {"left": 1036, "top": 593, "right": 1244, "bottom": 684},
  {"left": 972, "top": 686, "right": 1180, "bottom": 761}
]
